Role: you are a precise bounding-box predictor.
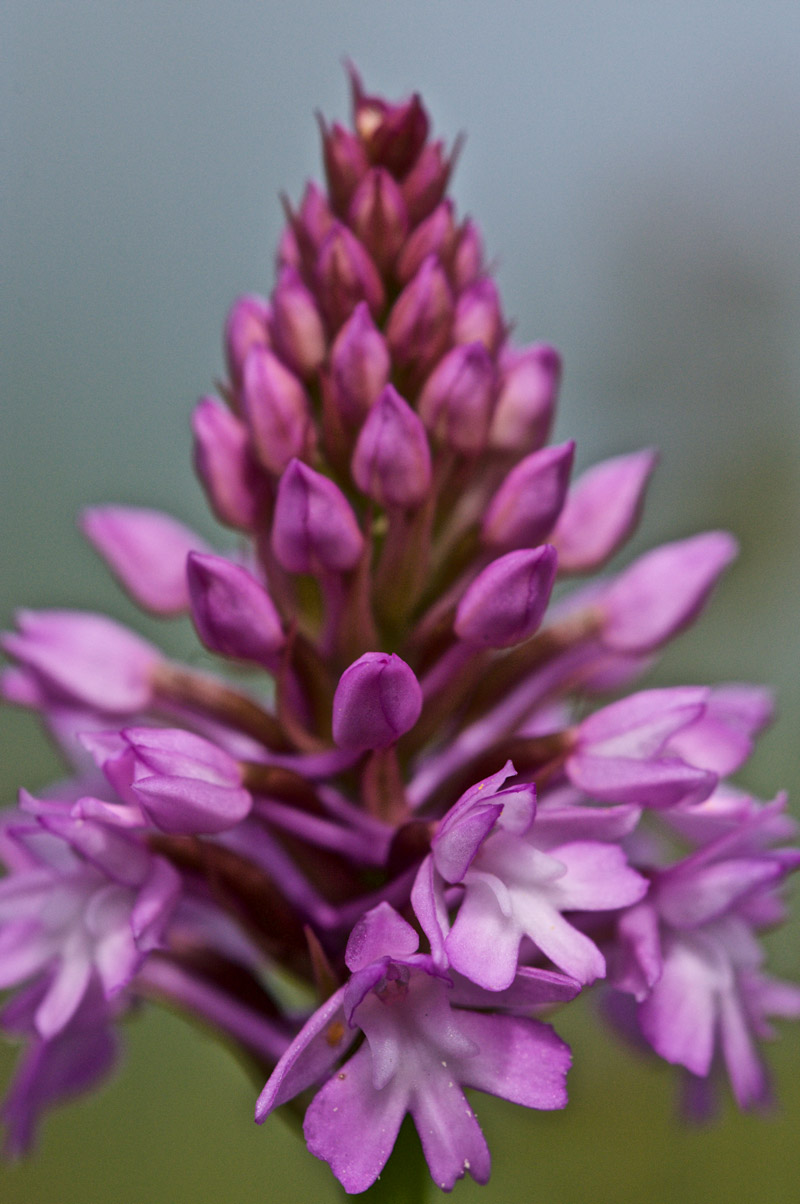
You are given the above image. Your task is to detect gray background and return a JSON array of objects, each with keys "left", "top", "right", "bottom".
[{"left": 2, "top": 3, "right": 799, "bottom": 1201}]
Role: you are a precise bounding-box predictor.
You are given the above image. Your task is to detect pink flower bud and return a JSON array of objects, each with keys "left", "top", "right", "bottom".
[
  {"left": 318, "top": 116, "right": 370, "bottom": 215},
  {"left": 395, "top": 201, "right": 457, "bottom": 287},
  {"left": 187, "top": 552, "right": 285, "bottom": 666},
  {"left": 191, "top": 396, "right": 262, "bottom": 530},
  {"left": 224, "top": 294, "right": 271, "bottom": 389},
  {"left": 327, "top": 302, "right": 391, "bottom": 425},
  {"left": 348, "top": 168, "right": 409, "bottom": 274},
  {"left": 314, "top": 224, "right": 385, "bottom": 332},
  {"left": 417, "top": 342, "right": 496, "bottom": 454},
  {"left": 276, "top": 224, "right": 301, "bottom": 271},
  {"left": 351, "top": 385, "right": 432, "bottom": 509},
  {"left": 454, "top": 546, "right": 558, "bottom": 648},
  {"left": 453, "top": 277, "right": 505, "bottom": 354},
  {"left": 489, "top": 344, "right": 561, "bottom": 454},
  {"left": 482, "top": 441, "right": 575, "bottom": 549},
  {"left": 600, "top": 532, "right": 738, "bottom": 653},
  {"left": 241, "top": 346, "right": 312, "bottom": 475},
  {"left": 81, "top": 506, "right": 209, "bottom": 616},
  {"left": 385, "top": 256, "right": 454, "bottom": 376},
  {"left": 296, "top": 182, "right": 336, "bottom": 254},
  {"left": 1, "top": 611, "right": 160, "bottom": 714},
  {"left": 452, "top": 219, "right": 484, "bottom": 290},
  {"left": 333, "top": 652, "right": 423, "bottom": 750},
  {"left": 402, "top": 139, "right": 458, "bottom": 225},
  {"left": 272, "top": 459, "right": 365, "bottom": 574},
  {"left": 350, "top": 67, "right": 429, "bottom": 177},
  {"left": 551, "top": 449, "right": 658, "bottom": 572},
  {"left": 269, "top": 267, "right": 326, "bottom": 379},
  {"left": 87, "top": 726, "right": 252, "bottom": 835}
]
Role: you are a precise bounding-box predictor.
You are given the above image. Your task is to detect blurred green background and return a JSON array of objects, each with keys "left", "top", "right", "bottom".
[{"left": 2, "top": 3, "right": 799, "bottom": 1201}]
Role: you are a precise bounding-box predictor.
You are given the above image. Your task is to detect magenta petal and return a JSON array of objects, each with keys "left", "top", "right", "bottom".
[
  {"left": 445, "top": 877, "right": 524, "bottom": 991},
  {"left": 638, "top": 936, "right": 717, "bottom": 1075},
  {"left": 303, "top": 1042, "right": 407, "bottom": 1194},
  {"left": 132, "top": 776, "right": 252, "bottom": 835},
  {"left": 610, "top": 902, "right": 663, "bottom": 1001},
  {"left": 567, "top": 752, "right": 717, "bottom": 809},
  {"left": 130, "top": 857, "right": 181, "bottom": 951},
  {"left": 409, "top": 1079, "right": 491, "bottom": 1191},
  {"left": 577, "top": 687, "right": 709, "bottom": 756},
  {"left": 489, "top": 343, "right": 560, "bottom": 454},
  {"left": 81, "top": 506, "right": 207, "bottom": 615},
  {"left": 410, "top": 857, "right": 450, "bottom": 966},
  {"left": 1, "top": 983, "right": 118, "bottom": 1158},
  {"left": 718, "top": 989, "right": 770, "bottom": 1109},
  {"left": 457, "top": 1010, "right": 571, "bottom": 1110},
  {"left": 2, "top": 610, "right": 159, "bottom": 713},
  {"left": 551, "top": 449, "right": 657, "bottom": 572},
  {"left": 433, "top": 802, "right": 503, "bottom": 883},
  {"left": 255, "top": 987, "right": 351, "bottom": 1120},
  {"left": 448, "top": 966, "right": 581, "bottom": 1012},
  {"left": 601, "top": 532, "right": 738, "bottom": 652},
  {"left": 345, "top": 901, "right": 419, "bottom": 971},
  {"left": 657, "top": 859, "right": 781, "bottom": 930},
  {"left": 532, "top": 802, "right": 642, "bottom": 847},
  {"left": 35, "top": 947, "right": 93, "bottom": 1040}
]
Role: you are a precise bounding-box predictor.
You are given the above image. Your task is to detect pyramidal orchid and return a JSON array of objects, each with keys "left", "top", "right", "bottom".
[{"left": 2, "top": 68, "right": 798, "bottom": 1196}]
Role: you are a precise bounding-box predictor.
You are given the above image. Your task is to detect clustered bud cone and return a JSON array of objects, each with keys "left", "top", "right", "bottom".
[{"left": 1, "top": 69, "right": 796, "bottom": 1197}]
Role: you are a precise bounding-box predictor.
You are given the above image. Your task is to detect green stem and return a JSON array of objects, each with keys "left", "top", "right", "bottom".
[{"left": 334, "top": 1116, "right": 430, "bottom": 1202}]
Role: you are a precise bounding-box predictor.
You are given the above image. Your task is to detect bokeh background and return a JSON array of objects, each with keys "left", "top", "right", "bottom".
[{"left": 2, "top": 3, "right": 799, "bottom": 1201}]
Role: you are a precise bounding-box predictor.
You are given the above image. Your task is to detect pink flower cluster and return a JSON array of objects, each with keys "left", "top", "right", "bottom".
[{"left": 2, "top": 69, "right": 798, "bottom": 1194}]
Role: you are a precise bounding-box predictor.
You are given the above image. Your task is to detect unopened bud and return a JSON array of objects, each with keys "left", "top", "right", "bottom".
[
  {"left": 224, "top": 294, "right": 271, "bottom": 389},
  {"left": 482, "top": 441, "right": 575, "bottom": 549},
  {"left": 395, "top": 201, "right": 457, "bottom": 286},
  {"left": 402, "top": 139, "right": 459, "bottom": 225},
  {"left": 315, "top": 223, "right": 385, "bottom": 332},
  {"left": 350, "top": 66, "right": 429, "bottom": 177},
  {"left": 454, "top": 546, "right": 558, "bottom": 648},
  {"left": 187, "top": 552, "right": 285, "bottom": 666},
  {"left": 86, "top": 726, "right": 252, "bottom": 835},
  {"left": 417, "top": 342, "right": 496, "bottom": 454},
  {"left": 318, "top": 115, "right": 370, "bottom": 215},
  {"left": 452, "top": 219, "right": 484, "bottom": 290},
  {"left": 453, "top": 277, "right": 505, "bottom": 354},
  {"left": 348, "top": 168, "right": 409, "bottom": 274},
  {"left": 489, "top": 344, "right": 561, "bottom": 454},
  {"left": 270, "top": 267, "right": 326, "bottom": 379},
  {"left": 272, "top": 459, "right": 365, "bottom": 574},
  {"left": 333, "top": 651, "right": 423, "bottom": 750},
  {"left": 351, "top": 385, "right": 432, "bottom": 509},
  {"left": 192, "top": 396, "right": 262, "bottom": 530},
  {"left": 241, "top": 346, "right": 312, "bottom": 475},
  {"left": 327, "top": 302, "right": 391, "bottom": 425},
  {"left": 386, "top": 255, "right": 454, "bottom": 377}
]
